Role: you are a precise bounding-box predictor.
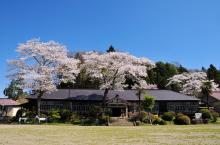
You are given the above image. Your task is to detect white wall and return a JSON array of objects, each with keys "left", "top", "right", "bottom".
[{"left": 1, "top": 106, "right": 21, "bottom": 117}]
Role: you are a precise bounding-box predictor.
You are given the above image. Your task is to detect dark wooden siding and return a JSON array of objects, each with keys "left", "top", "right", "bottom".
[{"left": 28, "top": 99, "right": 199, "bottom": 115}]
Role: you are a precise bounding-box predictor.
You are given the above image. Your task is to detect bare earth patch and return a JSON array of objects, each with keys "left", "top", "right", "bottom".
[{"left": 0, "top": 125, "right": 219, "bottom": 145}]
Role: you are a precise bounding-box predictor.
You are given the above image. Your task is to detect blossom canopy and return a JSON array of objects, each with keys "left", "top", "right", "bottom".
[
  {"left": 8, "top": 39, "right": 80, "bottom": 93},
  {"left": 167, "top": 72, "right": 219, "bottom": 96},
  {"left": 81, "top": 51, "right": 155, "bottom": 90}
]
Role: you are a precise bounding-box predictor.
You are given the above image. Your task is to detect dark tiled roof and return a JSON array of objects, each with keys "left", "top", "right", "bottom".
[
  {"left": 28, "top": 89, "right": 199, "bottom": 101},
  {"left": 147, "top": 90, "right": 199, "bottom": 101},
  {"left": 0, "top": 99, "right": 19, "bottom": 106}
]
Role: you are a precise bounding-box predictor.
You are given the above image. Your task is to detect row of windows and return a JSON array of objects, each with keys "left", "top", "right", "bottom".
[
  {"left": 71, "top": 105, "right": 90, "bottom": 112},
  {"left": 167, "top": 102, "right": 198, "bottom": 114},
  {"left": 41, "top": 104, "right": 91, "bottom": 113},
  {"left": 40, "top": 101, "right": 199, "bottom": 114},
  {"left": 168, "top": 106, "right": 198, "bottom": 113},
  {"left": 41, "top": 101, "right": 70, "bottom": 105},
  {"left": 167, "top": 102, "right": 198, "bottom": 106},
  {"left": 41, "top": 105, "right": 71, "bottom": 111}
]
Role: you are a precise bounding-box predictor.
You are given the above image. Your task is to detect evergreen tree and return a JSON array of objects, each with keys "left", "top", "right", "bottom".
[
  {"left": 142, "top": 95, "right": 155, "bottom": 124},
  {"left": 4, "top": 79, "right": 24, "bottom": 99},
  {"left": 201, "top": 81, "right": 212, "bottom": 108},
  {"left": 207, "top": 64, "right": 220, "bottom": 86},
  {"left": 207, "top": 64, "right": 218, "bottom": 80},
  {"left": 178, "top": 65, "right": 188, "bottom": 73},
  {"left": 106, "top": 45, "right": 116, "bottom": 53},
  {"left": 216, "top": 72, "right": 220, "bottom": 86},
  {"left": 57, "top": 69, "right": 100, "bottom": 89},
  {"left": 148, "top": 62, "right": 178, "bottom": 89}
]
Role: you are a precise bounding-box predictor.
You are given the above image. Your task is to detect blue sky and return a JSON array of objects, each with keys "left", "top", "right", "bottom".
[{"left": 0, "top": 0, "right": 220, "bottom": 97}]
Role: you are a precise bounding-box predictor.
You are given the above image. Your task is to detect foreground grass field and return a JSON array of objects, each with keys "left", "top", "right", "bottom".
[{"left": 0, "top": 124, "right": 220, "bottom": 145}]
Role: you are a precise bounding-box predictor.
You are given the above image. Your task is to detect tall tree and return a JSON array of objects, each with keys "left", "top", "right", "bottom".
[
  {"left": 142, "top": 95, "right": 155, "bottom": 111},
  {"left": 4, "top": 79, "right": 24, "bottom": 99},
  {"left": 81, "top": 51, "right": 155, "bottom": 111},
  {"left": 58, "top": 52, "right": 101, "bottom": 89},
  {"left": 58, "top": 68, "right": 100, "bottom": 89},
  {"left": 178, "top": 65, "right": 188, "bottom": 73},
  {"left": 207, "top": 64, "right": 220, "bottom": 86},
  {"left": 106, "top": 45, "right": 116, "bottom": 53},
  {"left": 207, "top": 64, "right": 218, "bottom": 80},
  {"left": 142, "top": 95, "right": 155, "bottom": 124},
  {"left": 148, "top": 62, "right": 178, "bottom": 89},
  {"left": 167, "top": 72, "right": 219, "bottom": 96},
  {"left": 8, "top": 39, "right": 79, "bottom": 116},
  {"left": 215, "top": 72, "right": 220, "bottom": 86},
  {"left": 201, "top": 81, "right": 212, "bottom": 108}
]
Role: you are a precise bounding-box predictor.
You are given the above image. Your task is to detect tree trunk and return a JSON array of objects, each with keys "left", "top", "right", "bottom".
[
  {"left": 103, "top": 89, "right": 109, "bottom": 113},
  {"left": 37, "top": 91, "right": 43, "bottom": 116},
  {"left": 206, "top": 94, "right": 209, "bottom": 109},
  {"left": 148, "top": 109, "right": 152, "bottom": 125},
  {"left": 138, "top": 90, "right": 141, "bottom": 116}
]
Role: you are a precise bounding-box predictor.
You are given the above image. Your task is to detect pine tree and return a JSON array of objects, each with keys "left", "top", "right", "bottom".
[{"left": 106, "top": 45, "right": 116, "bottom": 53}]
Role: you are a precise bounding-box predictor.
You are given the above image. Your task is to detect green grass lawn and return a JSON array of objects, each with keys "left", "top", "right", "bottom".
[{"left": 0, "top": 124, "right": 219, "bottom": 145}]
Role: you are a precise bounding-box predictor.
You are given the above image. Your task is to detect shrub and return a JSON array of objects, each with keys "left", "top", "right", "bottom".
[
  {"left": 40, "top": 113, "right": 47, "bottom": 118},
  {"left": 48, "top": 109, "right": 61, "bottom": 122},
  {"left": 199, "top": 109, "right": 219, "bottom": 123},
  {"left": 25, "top": 110, "right": 36, "bottom": 118},
  {"left": 81, "top": 118, "right": 95, "bottom": 126},
  {"left": 97, "top": 115, "right": 108, "bottom": 125},
  {"left": 162, "top": 112, "right": 175, "bottom": 121},
  {"left": 152, "top": 117, "right": 167, "bottom": 125},
  {"left": 129, "top": 112, "right": 139, "bottom": 122},
  {"left": 28, "top": 118, "right": 38, "bottom": 124},
  {"left": 213, "top": 102, "right": 220, "bottom": 113},
  {"left": 174, "top": 114, "right": 191, "bottom": 125},
  {"left": 159, "top": 119, "right": 167, "bottom": 125},
  {"left": 70, "top": 113, "right": 81, "bottom": 124},
  {"left": 87, "top": 106, "right": 103, "bottom": 117},
  {"left": 176, "top": 113, "right": 184, "bottom": 117},
  {"left": 129, "top": 112, "right": 144, "bottom": 125},
  {"left": 129, "top": 111, "right": 153, "bottom": 124},
  {"left": 71, "top": 119, "right": 81, "bottom": 125},
  {"left": 210, "top": 110, "right": 219, "bottom": 122},
  {"left": 152, "top": 118, "right": 160, "bottom": 125},
  {"left": 135, "top": 121, "right": 141, "bottom": 126},
  {"left": 139, "top": 111, "right": 148, "bottom": 122},
  {"left": 143, "top": 113, "right": 154, "bottom": 124},
  {"left": 60, "top": 110, "right": 72, "bottom": 122},
  {"left": 152, "top": 115, "right": 159, "bottom": 123},
  {"left": 199, "top": 109, "right": 212, "bottom": 120},
  {"left": 142, "top": 117, "right": 149, "bottom": 123}
]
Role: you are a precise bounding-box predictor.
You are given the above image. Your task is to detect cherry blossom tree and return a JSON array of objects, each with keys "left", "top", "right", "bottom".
[
  {"left": 8, "top": 39, "right": 80, "bottom": 116},
  {"left": 81, "top": 51, "right": 155, "bottom": 109},
  {"left": 167, "top": 72, "right": 219, "bottom": 96}
]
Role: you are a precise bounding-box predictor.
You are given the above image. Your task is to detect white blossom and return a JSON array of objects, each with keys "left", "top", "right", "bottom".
[
  {"left": 8, "top": 39, "right": 80, "bottom": 93},
  {"left": 167, "top": 72, "right": 219, "bottom": 96},
  {"left": 81, "top": 51, "right": 155, "bottom": 90}
]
